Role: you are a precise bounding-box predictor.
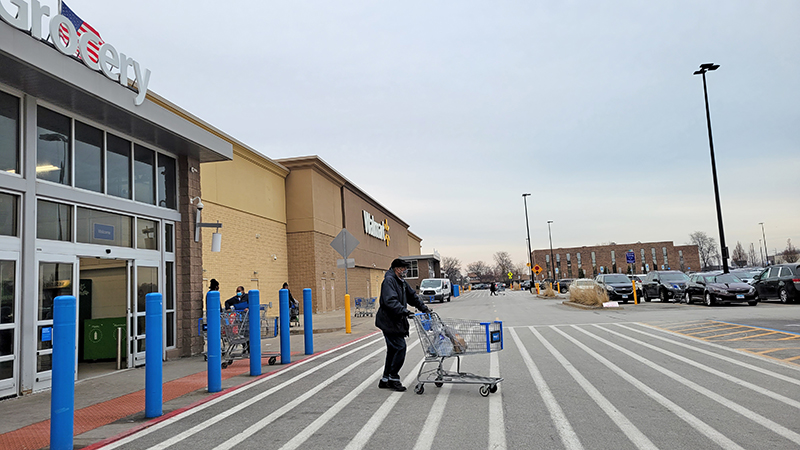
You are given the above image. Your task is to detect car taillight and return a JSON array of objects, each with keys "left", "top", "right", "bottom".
[{"left": 793, "top": 278, "right": 800, "bottom": 283}]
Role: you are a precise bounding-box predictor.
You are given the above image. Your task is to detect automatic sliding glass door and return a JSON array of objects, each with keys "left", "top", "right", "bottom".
[
  {"left": 35, "top": 255, "right": 76, "bottom": 391},
  {"left": 0, "top": 252, "right": 19, "bottom": 398},
  {"left": 130, "top": 261, "right": 159, "bottom": 366}
]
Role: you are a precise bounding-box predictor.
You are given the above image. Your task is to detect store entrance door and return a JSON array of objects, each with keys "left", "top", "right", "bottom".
[{"left": 130, "top": 260, "right": 159, "bottom": 367}]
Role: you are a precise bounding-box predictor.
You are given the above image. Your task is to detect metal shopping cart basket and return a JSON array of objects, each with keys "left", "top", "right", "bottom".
[
  {"left": 199, "top": 307, "right": 279, "bottom": 368},
  {"left": 412, "top": 312, "right": 503, "bottom": 397}
]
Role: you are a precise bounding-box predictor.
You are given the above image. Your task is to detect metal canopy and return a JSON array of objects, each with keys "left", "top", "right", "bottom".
[{"left": 0, "top": 21, "right": 232, "bottom": 163}]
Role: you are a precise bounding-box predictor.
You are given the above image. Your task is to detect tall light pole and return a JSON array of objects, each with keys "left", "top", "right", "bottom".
[
  {"left": 759, "top": 239, "right": 765, "bottom": 267},
  {"left": 547, "top": 220, "right": 555, "bottom": 280},
  {"left": 759, "top": 222, "right": 769, "bottom": 265},
  {"left": 694, "top": 62, "right": 729, "bottom": 273},
  {"left": 522, "top": 194, "right": 533, "bottom": 287}
]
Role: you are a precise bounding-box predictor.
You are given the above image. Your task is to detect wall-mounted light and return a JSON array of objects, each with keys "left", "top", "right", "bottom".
[
  {"left": 272, "top": 254, "right": 277, "bottom": 261},
  {"left": 191, "top": 196, "right": 222, "bottom": 251}
]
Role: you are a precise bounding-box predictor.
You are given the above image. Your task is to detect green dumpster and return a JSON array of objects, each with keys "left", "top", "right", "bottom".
[{"left": 83, "top": 317, "right": 126, "bottom": 360}]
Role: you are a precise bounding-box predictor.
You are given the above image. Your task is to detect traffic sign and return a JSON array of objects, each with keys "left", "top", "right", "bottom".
[
  {"left": 507, "top": 271, "right": 513, "bottom": 279},
  {"left": 330, "top": 229, "right": 359, "bottom": 258},
  {"left": 533, "top": 264, "right": 542, "bottom": 274},
  {"left": 626, "top": 251, "right": 635, "bottom": 264}
]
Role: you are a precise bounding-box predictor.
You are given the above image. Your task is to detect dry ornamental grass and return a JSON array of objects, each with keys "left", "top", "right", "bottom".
[{"left": 568, "top": 286, "right": 609, "bottom": 307}]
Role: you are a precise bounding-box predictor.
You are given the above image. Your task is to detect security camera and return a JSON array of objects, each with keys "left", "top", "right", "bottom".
[
  {"left": 196, "top": 201, "right": 204, "bottom": 210},
  {"left": 105, "top": 249, "right": 111, "bottom": 254}
]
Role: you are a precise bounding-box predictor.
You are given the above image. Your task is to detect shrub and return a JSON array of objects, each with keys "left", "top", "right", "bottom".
[
  {"left": 569, "top": 286, "right": 608, "bottom": 307},
  {"left": 540, "top": 284, "right": 557, "bottom": 297}
]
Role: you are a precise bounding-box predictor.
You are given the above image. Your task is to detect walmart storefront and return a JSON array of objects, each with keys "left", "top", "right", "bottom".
[{"left": 0, "top": 11, "right": 231, "bottom": 397}]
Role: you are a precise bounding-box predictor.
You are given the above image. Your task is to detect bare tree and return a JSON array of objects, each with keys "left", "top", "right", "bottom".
[
  {"left": 784, "top": 239, "right": 799, "bottom": 263},
  {"left": 441, "top": 256, "right": 462, "bottom": 283},
  {"left": 493, "top": 251, "right": 514, "bottom": 280},
  {"left": 467, "top": 261, "right": 490, "bottom": 276},
  {"left": 688, "top": 231, "right": 720, "bottom": 270},
  {"left": 747, "top": 243, "right": 759, "bottom": 267},
  {"left": 731, "top": 241, "right": 747, "bottom": 268}
]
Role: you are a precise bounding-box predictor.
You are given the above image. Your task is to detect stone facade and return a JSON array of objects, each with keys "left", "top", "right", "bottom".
[{"left": 532, "top": 241, "right": 701, "bottom": 279}]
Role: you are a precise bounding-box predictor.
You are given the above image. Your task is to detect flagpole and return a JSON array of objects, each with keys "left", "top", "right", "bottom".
[{"left": 58, "top": 0, "right": 63, "bottom": 14}]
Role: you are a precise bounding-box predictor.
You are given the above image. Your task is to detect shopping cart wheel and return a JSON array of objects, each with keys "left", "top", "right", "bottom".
[
  {"left": 203, "top": 355, "right": 207, "bottom": 361},
  {"left": 221, "top": 362, "right": 228, "bottom": 369},
  {"left": 435, "top": 376, "right": 443, "bottom": 388},
  {"left": 479, "top": 385, "right": 490, "bottom": 397},
  {"left": 268, "top": 356, "right": 277, "bottom": 365},
  {"left": 489, "top": 384, "right": 498, "bottom": 393},
  {"left": 414, "top": 383, "right": 424, "bottom": 395}
]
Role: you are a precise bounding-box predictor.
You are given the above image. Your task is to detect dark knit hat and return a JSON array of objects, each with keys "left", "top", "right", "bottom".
[
  {"left": 391, "top": 258, "right": 410, "bottom": 269},
  {"left": 209, "top": 278, "right": 219, "bottom": 290}
]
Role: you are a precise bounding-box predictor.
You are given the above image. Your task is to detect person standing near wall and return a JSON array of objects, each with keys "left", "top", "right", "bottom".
[{"left": 375, "top": 259, "right": 431, "bottom": 392}]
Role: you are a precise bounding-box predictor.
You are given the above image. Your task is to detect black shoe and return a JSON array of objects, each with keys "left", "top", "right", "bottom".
[
  {"left": 378, "top": 380, "right": 391, "bottom": 389},
  {"left": 388, "top": 381, "right": 407, "bottom": 392}
]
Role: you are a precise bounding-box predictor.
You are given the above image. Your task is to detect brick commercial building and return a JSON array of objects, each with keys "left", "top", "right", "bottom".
[{"left": 532, "top": 241, "right": 701, "bottom": 280}]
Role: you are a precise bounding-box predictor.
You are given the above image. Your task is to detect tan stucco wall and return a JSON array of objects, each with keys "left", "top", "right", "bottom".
[{"left": 408, "top": 232, "right": 422, "bottom": 256}]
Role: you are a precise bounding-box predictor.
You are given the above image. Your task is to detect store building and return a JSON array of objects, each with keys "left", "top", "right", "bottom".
[
  {"left": 0, "top": 11, "right": 232, "bottom": 397},
  {"left": 532, "top": 241, "right": 701, "bottom": 279}
]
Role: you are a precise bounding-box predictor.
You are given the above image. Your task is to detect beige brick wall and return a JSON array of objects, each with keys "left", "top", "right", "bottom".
[{"left": 200, "top": 202, "right": 288, "bottom": 316}]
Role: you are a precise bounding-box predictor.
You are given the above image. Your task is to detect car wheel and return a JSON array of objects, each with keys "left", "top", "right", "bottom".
[
  {"left": 660, "top": 290, "right": 669, "bottom": 303},
  {"left": 684, "top": 292, "right": 691, "bottom": 304},
  {"left": 642, "top": 289, "right": 650, "bottom": 302},
  {"left": 780, "top": 288, "right": 789, "bottom": 304},
  {"left": 748, "top": 300, "right": 758, "bottom": 306},
  {"left": 705, "top": 292, "right": 714, "bottom": 307}
]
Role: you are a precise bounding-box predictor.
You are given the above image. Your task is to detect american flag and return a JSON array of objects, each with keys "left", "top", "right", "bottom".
[{"left": 59, "top": 2, "right": 103, "bottom": 64}]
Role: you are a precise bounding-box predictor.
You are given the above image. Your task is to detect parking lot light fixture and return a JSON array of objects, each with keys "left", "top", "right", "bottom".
[
  {"left": 694, "top": 62, "right": 729, "bottom": 273},
  {"left": 547, "top": 220, "right": 555, "bottom": 281},
  {"left": 759, "top": 222, "right": 769, "bottom": 265},
  {"left": 523, "top": 194, "right": 533, "bottom": 286}
]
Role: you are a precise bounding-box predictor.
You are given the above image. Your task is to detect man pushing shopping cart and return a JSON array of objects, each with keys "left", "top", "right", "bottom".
[{"left": 374, "top": 258, "right": 432, "bottom": 392}]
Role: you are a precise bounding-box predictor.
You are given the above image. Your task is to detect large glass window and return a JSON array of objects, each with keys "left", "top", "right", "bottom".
[
  {"left": 405, "top": 260, "right": 419, "bottom": 279},
  {"left": 74, "top": 121, "right": 104, "bottom": 193},
  {"left": 37, "top": 262, "right": 72, "bottom": 373},
  {"left": 165, "top": 261, "right": 175, "bottom": 348},
  {"left": 137, "top": 218, "right": 158, "bottom": 250},
  {"left": 134, "top": 145, "right": 155, "bottom": 205},
  {"left": 0, "top": 91, "right": 19, "bottom": 174},
  {"left": 157, "top": 154, "right": 176, "bottom": 209},
  {"left": 37, "top": 200, "right": 72, "bottom": 241},
  {"left": 0, "top": 193, "right": 17, "bottom": 236},
  {"left": 76, "top": 207, "right": 133, "bottom": 247},
  {"left": 107, "top": 134, "right": 131, "bottom": 199},
  {"left": 0, "top": 260, "right": 15, "bottom": 382},
  {"left": 164, "top": 223, "right": 174, "bottom": 253},
  {"left": 36, "top": 107, "right": 71, "bottom": 185}
]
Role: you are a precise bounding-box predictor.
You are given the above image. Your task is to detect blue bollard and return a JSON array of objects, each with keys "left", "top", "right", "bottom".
[
  {"left": 248, "top": 290, "right": 261, "bottom": 376},
  {"left": 303, "top": 288, "right": 313, "bottom": 355},
  {"left": 50, "top": 295, "right": 76, "bottom": 450},
  {"left": 145, "top": 293, "right": 163, "bottom": 418},
  {"left": 454, "top": 285, "right": 460, "bottom": 297},
  {"left": 279, "top": 289, "right": 290, "bottom": 364},
  {"left": 206, "top": 291, "right": 222, "bottom": 392}
]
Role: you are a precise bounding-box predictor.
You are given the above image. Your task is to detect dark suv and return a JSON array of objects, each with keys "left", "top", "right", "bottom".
[
  {"left": 595, "top": 274, "right": 635, "bottom": 303},
  {"left": 752, "top": 264, "right": 800, "bottom": 303},
  {"left": 641, "top": 270, "right": 689, "bottom": 302}
]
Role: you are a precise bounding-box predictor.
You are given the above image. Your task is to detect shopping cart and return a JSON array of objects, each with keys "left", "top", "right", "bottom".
[
  {"left": 199, "top": 307, "right": 279, "bottom": 367},
  {"left": 354, "top": 297, "right": 377, "bottom": 317},
  {"left": 412, "top": 312, "right": 503, "bottom": 397}
]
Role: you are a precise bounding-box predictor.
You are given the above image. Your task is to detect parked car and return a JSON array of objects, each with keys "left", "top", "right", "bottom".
[
  {"left": 752, "top": 264, "right": 800, "bottom": 303},
  {"left": 595, "top": 274, "right": 635, "bottom": 303},
  {"left": 627, "top": 274, "right": 644, "bottom": 297},
  {"left": 684, "top": 272, "right": 758, "bottom": 306},
  {"left": 730, "top": 268, "right": 763, "bottom": 285},
  {"left": 521, "top": 280, "right": 532, "bottom": 290},
  {"left": 554, "top": 278, "right": 574, "bottom": 293},
  {"left": 419, "top": 278, "right": 451, "bottom": 303},
  {"left": 641, "top": 270, "right": 689, "bottom": 302},
  {"left": 569, "top": 278, "right": 601, "bottom": 294}
]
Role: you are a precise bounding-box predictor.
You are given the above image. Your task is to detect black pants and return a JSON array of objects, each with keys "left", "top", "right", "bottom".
[{"left": 382, "top": 333, "right": 407, "bottom": 381}]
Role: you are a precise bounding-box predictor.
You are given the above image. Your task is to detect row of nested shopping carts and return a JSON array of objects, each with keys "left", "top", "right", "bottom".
[
  {"left": 412, "top": 312, "right": 503, "bottom": 397},
  {"left": 354, "top": 297, "right": 376, "bottom": 317},
  {"left": 199, "top": 306, "right": 281, "bottom": 368}
]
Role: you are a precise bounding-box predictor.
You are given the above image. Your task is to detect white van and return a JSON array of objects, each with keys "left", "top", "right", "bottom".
[{"left": 419, "top": 278, "right": 452, "bottom": 303}]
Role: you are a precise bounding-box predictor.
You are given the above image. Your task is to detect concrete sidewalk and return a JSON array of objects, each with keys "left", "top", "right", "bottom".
[{"left": 0, "top": 310, "right": 380, "bottom": 450}]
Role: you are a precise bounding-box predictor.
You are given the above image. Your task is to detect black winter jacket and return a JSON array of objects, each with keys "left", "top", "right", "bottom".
[{"left": 375, "top": 269, "right": 430, "bottom": 336}]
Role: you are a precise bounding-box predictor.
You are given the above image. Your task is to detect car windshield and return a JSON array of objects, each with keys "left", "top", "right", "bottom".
[
  {"left": 420, "top": 280, "right": 441, "bottom": 288},
  {"left": 605, "top": 275, "right": 629, "bottom": 283},
  {"left": 661, "top": 273, "right": 688, "bottom": 282},
  {"left": 711, "top": 274, "right": 742, "bottom": 283}
]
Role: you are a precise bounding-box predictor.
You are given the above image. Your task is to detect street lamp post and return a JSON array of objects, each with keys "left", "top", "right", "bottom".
[
  {"left": 694, "top": 62, "right": 729, "bottom": 273},
  {"left": 759, "top": 239, "right": 765, "bottom": 267},
  {"left": 522, "top": 194, "right": 533, "bottom": 287},
  {"left": 547, "top": 220, "right": 555, "bottom": 281},
  {"left": 759, "top": 222, "right": 769, "bottom": 266}
]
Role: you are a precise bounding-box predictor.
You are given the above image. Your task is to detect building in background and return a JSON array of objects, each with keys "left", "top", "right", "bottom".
[{"left": 532, "top": 241, "right": 700, "bottom": 279}]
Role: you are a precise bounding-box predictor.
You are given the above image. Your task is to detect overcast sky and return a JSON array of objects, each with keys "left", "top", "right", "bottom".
[{"left": 29, "top": 0, "right": 800, "bottom": 269}]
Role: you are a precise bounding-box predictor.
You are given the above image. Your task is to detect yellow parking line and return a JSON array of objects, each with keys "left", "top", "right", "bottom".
[
  {"left": 680, "top": 324, "right": 743, "bottom": 334},
  {"left": 785, "top": 355, "right": 800, "bottom": 362},
  {"left": 698, "top": 328, "right": 756, "bottom": 339},
  {"left": 750, "top": 348, "right": 787, "bottom": 355},
  {"left": 718, "top": 331, "right": 779, "bottom": 342}
]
